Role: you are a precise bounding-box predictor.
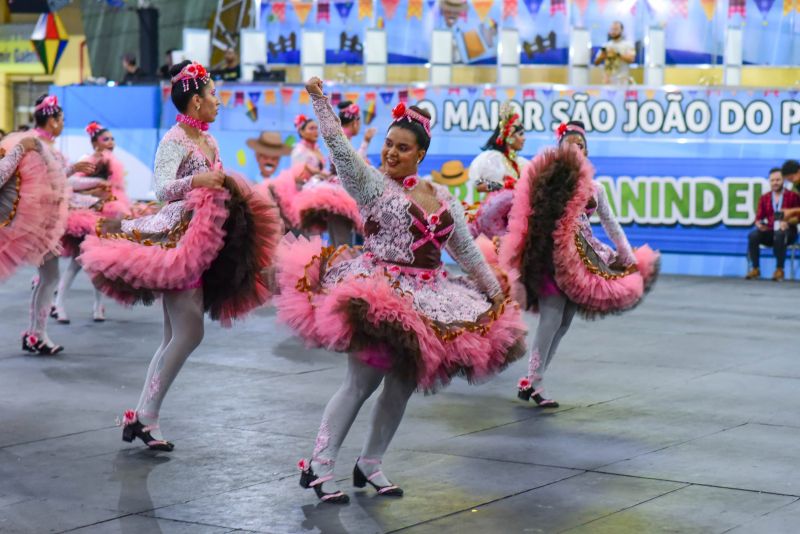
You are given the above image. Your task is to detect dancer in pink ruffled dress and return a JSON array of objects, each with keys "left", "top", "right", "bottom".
[
  {"left": 276, "top": 78, "right": 526, "bottom": 504},
  {"left": 2, "top": 95, "right": 83, "bottom": 354},
  {"left": 468, "top": 102, "right": 528, "bottom": 239},
  {"left": 79, "top": 61, "right": 281, "bottom": 451},
  {"left": 52, "top": 121, "right": 131, "bottom": 323},
  {"left": 500, "top": 121, "right": 660, "bottom": 407}
]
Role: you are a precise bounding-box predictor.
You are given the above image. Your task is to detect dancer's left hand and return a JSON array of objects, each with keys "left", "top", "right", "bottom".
[
  {"left": 72, "top": 161, "right": 96, "bottom": 175},
  {"left": 305, "top": 77, "right": 324, "bottom": 97}
]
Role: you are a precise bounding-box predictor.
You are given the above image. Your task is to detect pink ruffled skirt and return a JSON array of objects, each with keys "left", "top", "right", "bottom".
[{"left": 273, "top": 235, "right": 527, "bottom": 392}]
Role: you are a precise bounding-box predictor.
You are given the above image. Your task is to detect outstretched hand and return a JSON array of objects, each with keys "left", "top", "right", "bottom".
[{"left": 305, "top": 77, "right": 324, "bottom": 97}]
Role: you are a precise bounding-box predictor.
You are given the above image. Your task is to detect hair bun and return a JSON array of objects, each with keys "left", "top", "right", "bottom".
[
  {"left": 409, "top": 105, "right": 431, "bottom": 120},
  {"left": 337, "top": 100, "right": 353, "bottom": 110},
  {"left": 567, "top": 120, "right": 585, "bottom": 129},
  {"left": 169, "top": 60, "right": 191, "bottom": 78}
]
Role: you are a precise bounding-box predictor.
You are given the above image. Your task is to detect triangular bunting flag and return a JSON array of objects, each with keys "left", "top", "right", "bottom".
[
  {"left": 505, "top": 88, "right": 516, "bottom": 100},
  {"left": 597, "top": 0, "right": 608, "bottom": 12},
  {"left": 299, "top": 91, "right": 310, "bottom": 104},
  {"left": 700, "top": 0, "right": 716, "bottom": 20},
  {"left": 503, "top": 0, "right": 518, "bottom": 18},
  {"left": 331, "top": 92, "right": 342, "bottom": 106},
  {"left": 234, "top": 91, "right": 245, "bottom": 106},
  {"left": 625, "top": 89, "right": 638, "bottom": 100},
  {"left": 272, "top": 1, "right": 287, "bottom": 22},
  {"left": 728, "top": 0, "right": 745, "bottom": 17},
  {"left": 280, "top": 87, "right": 294, "bottom": 105},
  {"left": 467, "top": 87, "right": 478, "bottom": 96},
  {"left": 365, "top": 91, "right": 377, "bottom": 101},
  {"left": 161, "top": 85, "right": 171, "bottom": 101},
  {"left": 412, "top": 87, "right": 426, "bottom": 101},
  {"left": 380, "top": 90, "right": 394, "bottom": 104},
  {"left": 344, "top": 91, "right": 361, "bottom": 103},
  {"left": 783, "top": 0, "right": 794, "bottom": 15},
  {"left": 335, "top": 0, "right": 355, "bottom": 19},
  {"left": 754, "top": 0, "right": 776, "bottom": 17},
  {"left": 219, "top": 89, "right": 233, "bottom": 106},
  {"left": 483, "top": 87, "right": 497, "bottom": 98},
  {"left": 407, "top": 0, "right": 423, "bottom": 19},
  {"left": 571, "top": 0, "right": 588, "bottom": 14},
  {"left": 523, "top": 88, "right": 536, "bottom": 99},
  {"left": 550, "top": 0, "right": 566, "bottom": 15},
  {"left": 472, "top": 0, "right": 494, "bottom": 21},
  {"left": 448, "top": 87, "right": 461, "bottom": 96},
  {"left": 318, "top": 0, "right": 331, "bottom": 22},
  {"left": 645, "top": 89, "right": 656, "bottom": 99},
  {"left": 292, "top": 0, "right": 313, "bottom": 23},
  {"left": 264, "top": 89, "right": 276, "bottom": 104},
  {"left": 359, "top": 0, "right": 374, "bottom": 18},
  {"left": 398, "top": 89, "right": 409, "bottom": 103},
  {"left": 522, "top": 0, "right": 545, "bottom": 15},
  {"left": 248, "top": 91, "right": 261, "bottom": 105},
  {"left": 381, "top": 0, "right": 400, "bottom": 19}
]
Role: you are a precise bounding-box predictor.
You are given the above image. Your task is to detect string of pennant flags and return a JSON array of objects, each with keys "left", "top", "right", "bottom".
[
  {"left": 261, "top": 0, "right": 800, "bottom": 23},
  {"left": 161, "top": 83, "right": 800, "bottom": 123}
]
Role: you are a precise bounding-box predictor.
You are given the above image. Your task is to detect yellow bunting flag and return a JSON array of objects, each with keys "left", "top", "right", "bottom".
[
  {"left": 292, "top": 0, "right": 314, "bottom": 24},
  {"left": 219, "top": 90, "right": 233, "bottom": 107},
  {"left": 586, "top": 89, "right": 601, "bottom": 97},
  {"left": 472, "top": 0, "right": 493, "bottom": 21},
  {"left": 505, "top": 88, "right": 516, "bottom": 100},
  {"left": 407, "top": 0, "right": 423, "bottom": 19},
  {"left": 645, "top": 89, "right": 656, "bottom": 99},
  {"left": 359, "top": 0, "right": 373, "bottom": 19},
  {"left": 264, "top": 89, "right": 276, "bottom": 104},
  {"left": 299, "top": 91, "right": 310, "bottom": 104},
  {"left": 700, "top": 0, "right": 716, "bottom": 21}
]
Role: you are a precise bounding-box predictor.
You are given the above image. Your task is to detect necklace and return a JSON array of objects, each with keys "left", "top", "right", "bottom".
[
  {"left": 176, "top": 113, "right": 209, "bottom": 131},
  {"left": 35, "top": 128, "right": 55, "bottom": 142}
]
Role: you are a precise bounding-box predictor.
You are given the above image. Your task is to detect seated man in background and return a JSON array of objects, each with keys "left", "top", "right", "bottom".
[
  {"left": 781, "top": 159, "right": 800, "bottom": 195},
  {"left": 746, "top": 168, "right": 800, "bottom": 281}
]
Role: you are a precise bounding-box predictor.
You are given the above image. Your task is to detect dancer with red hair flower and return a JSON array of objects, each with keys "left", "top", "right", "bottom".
[
  {"left": 468, "top": 102, "right": 529, "bottom": 239},
  {"left": 79, "top": 61, "right": 281, "bottom": 451},
  {"left": 276, "top": 78, "right": 526, "bottom": 504},
  {"left": 500, "top": 121, "right": 660, "bottom": 407},
  {"left": 52, "top": 121, "right": 131, "bottom": 323}
]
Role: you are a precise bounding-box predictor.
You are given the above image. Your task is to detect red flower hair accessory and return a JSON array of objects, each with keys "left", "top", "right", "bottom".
[
  {"left": 391, "top": 102, "right": 431, "bottom": 136},
  {"left": 556, "top": 123, "right": 568, "bottom": 140},
  {"left": 85, "top": 121, "right": 103, "bottom": 138},
  {"left": 170, "top": 61, "right": 210, "bottom": 91},
  {"left": 294, "top": 114, "right": 310, "bottom": 130},
  {"left": 341, "top": 103, "right": 360, "bottom": 119}
]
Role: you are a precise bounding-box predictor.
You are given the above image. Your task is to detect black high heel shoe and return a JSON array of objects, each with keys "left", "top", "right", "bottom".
[
  {"left": 517, "top": 378, "right": 559, "bottom": 408},
  {"left": 120, "top": 410, "right": 174, "bottom": 451},
  {"left": 22, "top": 333, "right": 63, "bottom": 355},
  {"left": 353, "top": 460, "right": 403, "bottom": 497},
  {"left": 298, "top": 459, "right": 349, "bottom": 504}
]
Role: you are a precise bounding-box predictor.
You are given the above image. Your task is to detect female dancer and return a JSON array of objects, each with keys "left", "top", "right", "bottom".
[
  {"left": 18, "top": 95, "right": 92, "bottom": 354},
  {"left": 277, "top": 78, "right": 526, "bottom": 504},
  {"left": 468, "top": 102, "right": 528, "bottom": 239},
  {"left": 291, "top": 114, "right": 326, "bottom": 173},
  {"left": 53, "top": 121, "right": 131, "bottom": 323},
  {"left": 79, "top": 61, "right": 280, "bottom": 450},
  {"left": 501, "top": 121, "right": 659, "bottom": 407}
]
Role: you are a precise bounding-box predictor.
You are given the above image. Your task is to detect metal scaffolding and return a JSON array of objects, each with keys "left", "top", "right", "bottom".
[{"left": 210, "top": 0, "right": 257, "bottom": 67}]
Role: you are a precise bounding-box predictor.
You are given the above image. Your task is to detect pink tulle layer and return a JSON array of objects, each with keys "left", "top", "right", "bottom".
[
  {"left": 293, "top": 182, "right": 363, "bottom": 232},
  {"left": 0, "top": 132, "right": 67, "bottom": 280},
  {"left": 79, "top": 186, "right": 230, "bottom": 299},
  {"left": 274, "top": 234, "right": 527, "bottom": 391},
  {"left": 258, "top": 163, "right": 305, "bottom": 229},
  {"left": 469, "top": 189, "right": 514, "bottom": 239}
]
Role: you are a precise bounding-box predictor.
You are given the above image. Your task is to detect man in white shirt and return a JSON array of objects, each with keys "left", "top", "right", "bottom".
[{"left": 594, "top": 21, "right": 636, "bottom": 85}]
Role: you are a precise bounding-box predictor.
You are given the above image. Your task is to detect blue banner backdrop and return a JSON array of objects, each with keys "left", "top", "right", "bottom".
[{"left": 51, "top": 83, "right": 800, "bottom": 276}]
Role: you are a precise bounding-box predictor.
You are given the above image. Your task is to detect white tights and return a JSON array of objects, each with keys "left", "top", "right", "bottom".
[
  {"left": 134, "top": 289, "right": 205, "bottom": 440},
  {"left": 310, "top": 354, "right": 416, "bottom": 493},
  {"left": 527, "top": 293, "right": 578, "bottom": 396},
  {"left": 28, "top": 255, "right": 59, "bottom": 345},
  {"left": 54, "top": 257, "right": 103, "bottom": 315}
]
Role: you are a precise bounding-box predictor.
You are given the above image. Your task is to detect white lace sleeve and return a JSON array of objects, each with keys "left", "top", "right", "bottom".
[
  {"left": 596, "top": 184, "right": 635, "bottom": 265},
  {"left": 0, "top": 143, "right": 25, "bottom": 188},
  {"left": 445, "top": 195, "right": 502, "bottom": 298},
  {"left": 311, "top": 93, "right": 384, "bottom": 206},
  {"left": 153, "top": 139, "right": 193, "bottom": 202}
]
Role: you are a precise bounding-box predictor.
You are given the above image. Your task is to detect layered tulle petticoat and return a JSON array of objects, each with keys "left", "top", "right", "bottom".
[
  {"left": 293, "top": 178, "right": 363, "bottom": 234},
  {"left": 257, "top": 163, "right": 305, "bottom": 231},
  {"left": 79, "top": 174, "right": 281, "bottom": 326},
  {"left": 469, "top": 189, "right": 514, "bottom": 239},
  {"left": 274, "top": 235, "right": 527, "bottom": 392},
  {"left": 0, "top": 132, "right": 68, "bottom": 281},
  {"left": 499, "top": 145, "right": 660, "bottom": 318}
]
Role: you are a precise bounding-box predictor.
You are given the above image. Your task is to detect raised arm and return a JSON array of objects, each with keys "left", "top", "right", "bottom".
[
  {"left": 445, "top": 196, "right": 503, "bottom": 298},
  {"left": 152, "top": 139, "right": 193, "bottom": 202},
  {"left": 308, "top": 81, "right": 383, "bottom": 206},
  {"left": 68, "top": 175, "right": 106, "bottom": 191},
  {"left": 0, "top": 143, "right": 26, "bottom": 188},
  {"left": 596, "top": 184, "right": 635, "bottom": 265}
]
